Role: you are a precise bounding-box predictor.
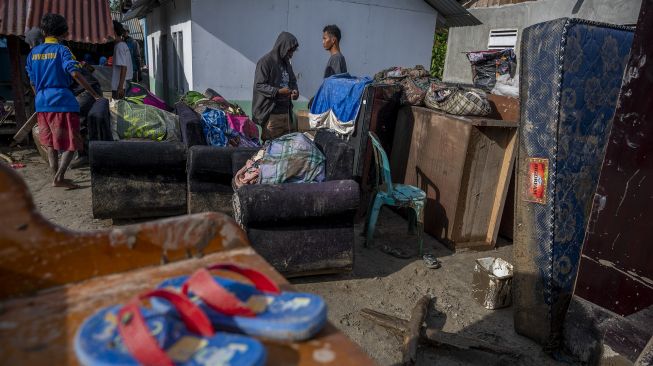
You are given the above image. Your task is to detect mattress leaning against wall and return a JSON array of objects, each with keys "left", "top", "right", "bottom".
[{"left": 513, "top": 18, "right": 634, "bottom": 346}]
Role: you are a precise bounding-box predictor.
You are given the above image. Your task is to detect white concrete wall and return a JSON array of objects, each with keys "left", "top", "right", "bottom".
[
  {"left": 442, "top": 0, "right": 642, "bottom": 84},
  {"left": 188, "top": 0, "right": 437, "bottom": 105}
]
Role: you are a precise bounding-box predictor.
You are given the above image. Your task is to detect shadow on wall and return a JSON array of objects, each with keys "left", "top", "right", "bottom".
[{"left": 151, "top": 32, "right": 189, "bottom": 104}]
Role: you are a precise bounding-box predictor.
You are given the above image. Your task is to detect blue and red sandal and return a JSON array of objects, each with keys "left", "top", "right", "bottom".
[
  {"left": 153, "top": 264, "right": 327, "bottom": 341},
  {"left": 74, "top": 289, "right": 266, "bottom": 366}
]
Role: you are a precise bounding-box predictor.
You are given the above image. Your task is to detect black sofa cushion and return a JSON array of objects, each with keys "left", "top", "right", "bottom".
[{"left": 313, "top": 130, "right": 355, "bottom": 181}]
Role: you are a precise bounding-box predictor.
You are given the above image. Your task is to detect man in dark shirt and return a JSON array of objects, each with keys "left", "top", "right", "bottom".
[
  {"left": 322, "top": 25, "right": 347, "bottom": 78},
  {"left": 252, "top": 32, "right": 299, "bottom": 140}
]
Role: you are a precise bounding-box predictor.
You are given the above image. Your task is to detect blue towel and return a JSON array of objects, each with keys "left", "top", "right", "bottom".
[{"left": 309, "top": 73, "right": 372, "bottom": 125}]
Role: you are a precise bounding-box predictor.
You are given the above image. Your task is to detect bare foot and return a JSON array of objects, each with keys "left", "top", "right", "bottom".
[{"left": 52, "top": 179, "right": 80, "bottom": 189}]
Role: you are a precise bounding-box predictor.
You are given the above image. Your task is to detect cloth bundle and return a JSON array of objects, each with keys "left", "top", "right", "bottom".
[
  {"left": 234, "top": 132, "right": 326, "bottom": 188},
  {"left": 309, "top": 74, "right": 372, "bottom": 136},
  {"left": 109, "top": 99, "right": 180, "bottom": 141},
  {"left": 124, "top": 82, "right": 171, "bottom": 111},
  {"left": 424, "top": 83, "right": 491, "bottom": 116},
  {"left": 200, "top": 108, "right": 259, "bottom": 148}
]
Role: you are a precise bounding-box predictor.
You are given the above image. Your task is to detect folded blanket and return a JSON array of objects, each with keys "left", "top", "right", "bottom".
[{"left": 309, "top": 74, "right": 372, "bottom": 136}]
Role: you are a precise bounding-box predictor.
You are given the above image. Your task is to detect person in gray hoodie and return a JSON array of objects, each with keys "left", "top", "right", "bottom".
[{"left": 252, "top": 32, "right": 299, "bottom": 140}]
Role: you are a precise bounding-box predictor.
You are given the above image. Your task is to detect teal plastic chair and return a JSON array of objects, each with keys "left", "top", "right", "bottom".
[{"left": 365, "top": 132, "right": 427, "bottom": 255}]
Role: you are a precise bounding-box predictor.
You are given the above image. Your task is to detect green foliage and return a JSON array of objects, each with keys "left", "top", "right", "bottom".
[{"left": 430, "top": 29, "right": 449, "bottom": 79}]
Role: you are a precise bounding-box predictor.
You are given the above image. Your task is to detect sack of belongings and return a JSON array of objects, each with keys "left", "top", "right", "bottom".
[
  {"left": 424, "top": 83, "right": 491, "bottom": 116},
  {"left": 233, "top": 132, "right": 326, "bottom": 188},
  {"left": 109, "top": 99, "right": 180, "bottom": 141},
  {"left": 466, "top": 49, "right": 517, "bottom": 92}
]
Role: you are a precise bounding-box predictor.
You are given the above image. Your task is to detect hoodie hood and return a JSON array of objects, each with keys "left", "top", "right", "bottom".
[{"left": 272, "top": 32, "right": 299, "bottom": 62}]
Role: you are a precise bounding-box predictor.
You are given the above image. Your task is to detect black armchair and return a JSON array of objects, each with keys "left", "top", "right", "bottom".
[{"left": 233, "top": 130, "right": 359, "bottom": 276}]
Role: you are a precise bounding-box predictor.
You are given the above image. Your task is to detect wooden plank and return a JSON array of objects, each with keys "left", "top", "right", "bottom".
[
  {"left": 485, "top": 129, "right": 518, "bottom": 244},
  {"left": 0, "top": 163, "right": 249, "bottom": 299},
  {"left": 408, "top": 107, "right": 519, "bottom": 128},
  {"left": 0, "top": 248, "right": 374, "bottom": 366},
  {"left": 404, "top": 107, "right": 470, "bottom": 246},
  {"left": 8, "top": 36, "right": 27, "bottom": 130},
  {"left": 454, "top": 127, "right": 488, "bottom": 242},
  {"left": 389, "top": 107, "right": 415, "bottom": 183}
]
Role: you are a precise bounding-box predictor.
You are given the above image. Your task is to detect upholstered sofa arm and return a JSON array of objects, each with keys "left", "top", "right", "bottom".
[
  {"left": 89, "top": 141, "right": 187, "bottom": 173},
  {"left": 175, "top": 102, "right": 206, "bottom": 148},
  {"left": 234, "top": 180, "right": 359, "bottom": 225}
]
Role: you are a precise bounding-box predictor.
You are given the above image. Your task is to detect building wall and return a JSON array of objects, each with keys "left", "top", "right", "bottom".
[
  {"left": 442, "top": 0, "right": 642, "bottom": 84},
  {"left": 145, "top": 0, "right": 193, "bottom": 102},
  {"left": 188, "top": 0, "right": 437, "bottom": 112}
]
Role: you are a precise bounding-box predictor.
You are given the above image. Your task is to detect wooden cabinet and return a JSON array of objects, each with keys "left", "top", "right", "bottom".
[{"left": 391, "top": 104, "right": 518, "bottom": 250}]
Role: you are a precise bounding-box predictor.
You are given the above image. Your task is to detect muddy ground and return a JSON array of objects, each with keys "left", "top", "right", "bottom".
[{"left": 4, "top": 145, "right": 567, "bottom": 365}]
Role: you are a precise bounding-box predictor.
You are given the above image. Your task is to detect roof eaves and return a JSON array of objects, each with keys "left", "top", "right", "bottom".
[{"left": 423, "top": 0, "right": 483, "bottom": 27}]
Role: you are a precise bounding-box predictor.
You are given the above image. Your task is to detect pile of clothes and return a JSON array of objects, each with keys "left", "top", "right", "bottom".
[
  {"left": 234, "top": 132, "right": 325, "bottom": 188},
  {"left": 375, "top": 64, "right": 491, "bottom": 116},
  {"left": 181, "top": 90, "right": 260, "bottom": 148}
]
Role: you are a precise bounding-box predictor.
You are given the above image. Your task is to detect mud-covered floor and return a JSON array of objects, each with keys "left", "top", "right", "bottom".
[{"left": 5, "top": 146, "right": 569, "bottom": 365}]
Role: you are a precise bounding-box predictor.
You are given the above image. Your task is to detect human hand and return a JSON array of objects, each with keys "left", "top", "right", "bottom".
[
  {"left": 291, "top": 90, "right": 299, "bottom": 100},
  {"left": 278, "top": 87, "right": 291, "bottom": 96},
  {"left": 117, "top": 88, "right": 125, "bottom": 99}
]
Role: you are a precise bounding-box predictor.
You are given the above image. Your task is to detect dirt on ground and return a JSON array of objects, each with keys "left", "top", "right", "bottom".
[{"left": 3, "top": 145, "right": 567, "bottom": 366}]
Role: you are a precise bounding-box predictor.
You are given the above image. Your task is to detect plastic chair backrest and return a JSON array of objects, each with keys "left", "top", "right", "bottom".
[{"left": 368, "top": 131, "right": 394, "bottom": 195}]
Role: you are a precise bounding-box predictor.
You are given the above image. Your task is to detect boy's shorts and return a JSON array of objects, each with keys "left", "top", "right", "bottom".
[{"left": 37, "top": 112, "right": 83, "bottom": 152}]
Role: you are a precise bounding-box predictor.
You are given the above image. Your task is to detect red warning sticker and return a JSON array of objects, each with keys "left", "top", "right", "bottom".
[{"left": 525, "top": 158, "right": 548, "bottom": 204}]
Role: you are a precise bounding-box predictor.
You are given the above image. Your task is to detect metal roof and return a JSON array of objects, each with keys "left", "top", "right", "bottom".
[
  {"left": 111, "top": 12, "right": 144, "bottom": 41},
  {"left": 0, "top": 0, "right": 114, "bottom": 44},
  {"left": 120, "top": 0, "right": 481, "bottom": 27},
  {"left": 423, "top": 0, "right": 483, "bottom": 27}
]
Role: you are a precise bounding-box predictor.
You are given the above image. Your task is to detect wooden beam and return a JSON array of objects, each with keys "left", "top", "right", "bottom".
[
  {"left": 7, "top": 36, "right": 27, "bottom": 130},
  {"left": 485, "top": 129, "right": 518, "bottom": 244}
]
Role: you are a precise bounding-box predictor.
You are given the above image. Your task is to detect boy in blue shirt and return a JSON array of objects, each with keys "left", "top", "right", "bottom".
[{"left": 26, "top": 13, "right": 102, "bottom": 189}]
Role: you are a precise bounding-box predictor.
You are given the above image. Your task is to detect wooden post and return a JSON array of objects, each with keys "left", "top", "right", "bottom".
[{"left": 7, "top": 36, "right": 27, "bottom": 130}]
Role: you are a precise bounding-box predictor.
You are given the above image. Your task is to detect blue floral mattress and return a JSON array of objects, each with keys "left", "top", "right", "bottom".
[{"left": 513, "top": 18, "right": 634, "bottom": 345}]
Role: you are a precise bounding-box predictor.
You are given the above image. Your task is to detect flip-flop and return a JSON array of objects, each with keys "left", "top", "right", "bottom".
[
  {"left": 153, "top": 264, "right": 327, "bottom": 341},
  {"left": 423, "top": 254, "right": 442, "bottom": 269},
  {"left": 381, "top": 245, "right": 412, "bottom": 259},
  {"left": 75, "top": 289, "right": 266, "bottom": 366}
]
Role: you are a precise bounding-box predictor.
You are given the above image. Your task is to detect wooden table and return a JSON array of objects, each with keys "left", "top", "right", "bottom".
[
  {"left": 0, "top": 163, "right": 375, "bottom": 365},
  {"left": 0, "top": 246, "right": 375, "bottom": 365}
]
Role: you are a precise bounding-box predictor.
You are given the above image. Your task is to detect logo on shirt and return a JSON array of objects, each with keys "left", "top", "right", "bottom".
[
  {"left": 281, "top": 69, "right": 290, "bottom": 88},
  {"left": 32, "top": 53, "right": 57, "bottom": 61}
]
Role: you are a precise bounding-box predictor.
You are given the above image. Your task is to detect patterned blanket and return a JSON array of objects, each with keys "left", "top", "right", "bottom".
[{"left": 234, "top": 132, "right": 326, "bottom": 187}]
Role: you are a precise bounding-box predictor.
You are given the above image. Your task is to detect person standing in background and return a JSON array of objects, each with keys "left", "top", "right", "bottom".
[
  {"left": 124, "top": 29, "right": 142, "bottom": 83},
  {"left": 111, "top": 21, "right": 133, "bottom": 99},
  {"left": 26, "top": 13, "right": 102, "bottom": 188},
  {"left": 322, "top": 25, "right": 347, "bottom": 78},
  {"left": 252, "top": 32, "right": 299, "bottom": 140}
]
